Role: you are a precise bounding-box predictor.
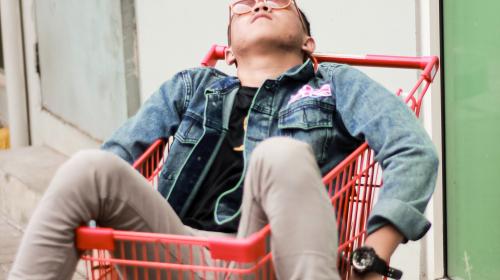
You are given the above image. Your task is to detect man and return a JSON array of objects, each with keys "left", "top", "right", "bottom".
[{"left": 10, "top": 0, "right": 438, "bottom": 279}]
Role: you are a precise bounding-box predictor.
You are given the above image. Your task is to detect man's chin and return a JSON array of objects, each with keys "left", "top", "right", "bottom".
[{"left": 236, "top": 36, "right": 301, "bottom": 53}]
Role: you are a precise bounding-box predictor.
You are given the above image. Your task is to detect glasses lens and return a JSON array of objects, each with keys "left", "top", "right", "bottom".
[
  {"left": 232, "top": 0, "right": 292, "bottom": 14},
  {"left": 232, "top": 0, "right": 254, "bottom": 14},
  {"left": 267, "top": 0, "right": 291, "bottom": 8}
]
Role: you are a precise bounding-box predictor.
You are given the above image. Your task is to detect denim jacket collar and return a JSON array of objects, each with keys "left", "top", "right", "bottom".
[
  {"left": 207, "top": 59, "right": 315, "bottom": 93},
  {"left": 278, "top": 59, "right": 315, "bottom": 82}
]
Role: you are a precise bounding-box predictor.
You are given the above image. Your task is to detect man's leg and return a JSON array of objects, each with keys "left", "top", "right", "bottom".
[
  {"left": 238, "top": 137, "right": 340, "bottom": 279},
  {"left": 9, "top": 150, "right": 191, "bottom": 280}
]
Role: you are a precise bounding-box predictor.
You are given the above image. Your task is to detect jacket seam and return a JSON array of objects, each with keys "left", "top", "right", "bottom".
[{"left": 181, "top": 71, "right": 193, "bottom": 115}]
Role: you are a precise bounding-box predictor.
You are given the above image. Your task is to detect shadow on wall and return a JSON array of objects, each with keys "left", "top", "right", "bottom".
[
  {"left": 0, "top": 11, "right": 3, "bottom": 69},
  {"left": 0, "top": 76, "right": 6, "bottom": 137},
  {"left": 0, "top": 12, "right": 7, "bottom": 147},
  {"left": 0, "top": 11, "right": 5, "bottom": 131}
]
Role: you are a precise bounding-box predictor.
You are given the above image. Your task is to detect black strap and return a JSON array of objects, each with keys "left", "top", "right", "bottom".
[
  {"left": 373, "top": 256, "right": 403, "bottom": 279},
  {"left": 387, "top": 267, "right": 403, "bottom": 279}
]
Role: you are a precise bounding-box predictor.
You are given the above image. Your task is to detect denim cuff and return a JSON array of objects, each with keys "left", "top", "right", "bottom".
[{"left": 367, "top": 198, "right": 431, "bottom": 241}]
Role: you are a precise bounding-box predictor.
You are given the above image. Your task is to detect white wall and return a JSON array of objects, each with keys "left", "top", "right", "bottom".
[
  {"left": 135, "top": 0, "right": 419, "bottom": 101},
  {"left": 0, "top": 0, "right": 30, "bottom": 147},
  {"left": 135, "top": 1, "right": 442, "bottom": 279},
  {"left": 0, "top": 75, "right": 7, "bottom": 126},
  {"left": 135, "top": 0, "right": 232, "bottom": 101}
]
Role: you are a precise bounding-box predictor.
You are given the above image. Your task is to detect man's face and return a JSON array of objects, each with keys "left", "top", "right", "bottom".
[{"left": 228, "top": 0, "right": 308, "bottom": 56}]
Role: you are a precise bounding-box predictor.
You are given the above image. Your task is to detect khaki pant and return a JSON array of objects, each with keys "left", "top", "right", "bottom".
[{"left": 9, "top": 137, "right": 340, "bottom": 280}]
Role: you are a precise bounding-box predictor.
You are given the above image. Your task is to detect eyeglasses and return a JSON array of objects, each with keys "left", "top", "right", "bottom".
[
  {"left": 228, "top": 0, "right": 308, "bottom": 34},
  {"left": 230, "top": 0, "right": 293, "bottom": 16}
]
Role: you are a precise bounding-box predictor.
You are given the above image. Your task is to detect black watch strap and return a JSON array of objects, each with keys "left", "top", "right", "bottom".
[
  {"left": 352, "top": 246, "right": 403, "bottom": 279},
  {"left": 387, "top": 266, "right": 403, "bottom": 279},
  {"left": 372, "top": 256, "right": 403, "bottom": 280}
]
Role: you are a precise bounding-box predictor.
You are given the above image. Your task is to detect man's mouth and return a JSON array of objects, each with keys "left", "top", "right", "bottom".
[{"left": 251, "top": 13, "right": 272, "bottom": 23}]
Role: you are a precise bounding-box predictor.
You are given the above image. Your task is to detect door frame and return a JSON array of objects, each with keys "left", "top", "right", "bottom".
[
  {"left": 20, "top": 0, "right": 141, "bottom": 156},
  {"left": 416, "top": 0, "right": 447, "bottom": 278}
]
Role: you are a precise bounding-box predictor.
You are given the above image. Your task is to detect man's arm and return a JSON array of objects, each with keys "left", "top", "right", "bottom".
[
  {"left": 330, "top": 65, "right": 439, "bottom": 268},
  {"left": 353, "top": 225, "right": 404, "bottom": 279},
  {"left": 101, "top": 71, "right": 189, "bottom": 163},
  {"left": 364, "top": 225, "right": 404, "bottom": 262}
]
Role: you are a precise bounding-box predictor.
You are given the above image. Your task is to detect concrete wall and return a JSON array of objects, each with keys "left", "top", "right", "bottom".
[
  {"left": 134, "top": 0, "right": 232, "bottom": 101},
  {"left": 35, "top": 0, "right": 139, "bottom": 141},
  {"left": 0, "top": 14, "right": 4, "bottom": 70},
  {"left": 0, "top": 15, "right": 5, "bottom": 125},
  {"left": 19, "top": 0, "right": 140, "bottom": 155},
  {"left": 1, "top": 0, "right": 29, "bottom": 147},
  {"left": 0, "top": 75, "right": 7, "bottom": 126},
  {"left": 135, "top": 0, "right": 419, "bottom": 100}
]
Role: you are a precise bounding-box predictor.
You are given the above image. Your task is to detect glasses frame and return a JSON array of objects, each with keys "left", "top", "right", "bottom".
[{"left": 230, "top": 0, "right": 292, "bottom": 16}]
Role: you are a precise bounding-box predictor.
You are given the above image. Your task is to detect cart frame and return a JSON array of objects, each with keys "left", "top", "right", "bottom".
[{"left": 76, "top": 45, "right": 439, "bottom": 280}]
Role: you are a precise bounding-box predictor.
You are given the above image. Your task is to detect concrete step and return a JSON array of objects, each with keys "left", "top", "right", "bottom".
[
  {"left": 0, "top": 146, "right": 87, "bottom": 279},
  {"left": 0, "top": 146, "right": 67, "bottom": 228}
]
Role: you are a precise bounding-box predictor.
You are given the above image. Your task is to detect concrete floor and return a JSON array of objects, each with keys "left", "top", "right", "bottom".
[
  {"left": 0, "top": 216, "right": 22, "bottom": 279},
  {"left": 0, "top": 146, "right": 87, "bottom": 279},
  {"left": 0, "top": 214, "right": 87, "bottom": 280}
]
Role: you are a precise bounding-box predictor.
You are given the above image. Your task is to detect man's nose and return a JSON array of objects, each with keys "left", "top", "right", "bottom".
[{"left": 253, "top": 1, "right": 271, "bottom": 13}]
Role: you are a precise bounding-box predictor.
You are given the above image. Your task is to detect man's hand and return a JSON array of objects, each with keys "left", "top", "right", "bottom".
[{"left": 351, "top": 224, "right": 404, "bottom": 279}]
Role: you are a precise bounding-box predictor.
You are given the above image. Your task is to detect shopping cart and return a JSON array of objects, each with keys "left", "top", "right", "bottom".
[{"left": 75, "top": 45, "right": 439, "bottom": 280}]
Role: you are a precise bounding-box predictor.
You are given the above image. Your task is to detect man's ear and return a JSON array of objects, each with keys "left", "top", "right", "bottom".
[
  {"left": 301, "top": 37, "right": 316, "bottom": 56},
  {"left": 225, "top": 47, "right": 237, "bottom": 66}
]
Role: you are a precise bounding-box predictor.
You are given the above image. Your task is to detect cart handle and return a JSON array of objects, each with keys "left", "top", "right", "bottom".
[
  {"left": 201, "top": 44, "right": 439, "bottom": 82},
  {"left": 76, "top": 225, "right": 271, "bottom": 262}
]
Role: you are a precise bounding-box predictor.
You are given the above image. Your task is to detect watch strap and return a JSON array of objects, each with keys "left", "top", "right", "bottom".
[
  {"left": 372, "top": 255, "right": 403, "bottom": 280},
  {"left": 387, "top": 267, "right": 403, "bottom": 279}
]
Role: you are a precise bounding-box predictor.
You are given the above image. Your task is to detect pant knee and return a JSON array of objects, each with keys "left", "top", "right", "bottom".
[
  {"left": 49, "top": 150, "right": 124, "bottom": 196},
  {"left": 251, "top": 137, "right": 313, "bottom": 169},
  {"left": 66, "top": 150, "right": 124, "bottom": 174}
]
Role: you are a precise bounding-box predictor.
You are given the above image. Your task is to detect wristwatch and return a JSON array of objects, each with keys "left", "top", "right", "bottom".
[{"left": 350, "top": 246, "right": 403, "bottom": 279}]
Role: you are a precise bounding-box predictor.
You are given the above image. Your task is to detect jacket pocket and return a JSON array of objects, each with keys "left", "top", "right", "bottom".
[
  {"left": 163, "top": 114, "right": 204, "bottom": 182},
  {"left": 278, "top": 98, "right": 334, "bottom": 163},
  {"left": 279, "top": 98, "right": 334, "bottom": 129},
  {"left": 174, "top": 113, "right": 204, "bottom": 145}
]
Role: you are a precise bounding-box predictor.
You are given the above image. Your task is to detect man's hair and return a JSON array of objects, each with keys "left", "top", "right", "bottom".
[
  {"left": 298, "top": 8, "right": 311, "bottom": 37},
  {"left": 227, "top": 7, "right": 312, "bottom": 46}
]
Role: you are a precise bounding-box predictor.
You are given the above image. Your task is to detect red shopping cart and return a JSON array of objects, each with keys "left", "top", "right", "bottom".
[{"left": 75, "top": 45, "right": 439, "bottom": 279}]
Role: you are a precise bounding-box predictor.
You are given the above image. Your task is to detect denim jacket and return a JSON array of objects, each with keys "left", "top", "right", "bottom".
[{"left": 102, "top": 60, "right": 439, "bottom": 241}]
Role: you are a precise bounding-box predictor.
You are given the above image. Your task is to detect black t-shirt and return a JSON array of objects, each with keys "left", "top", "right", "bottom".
[{"left": 183, "top": 86, "right": 257, "bottom": 232}]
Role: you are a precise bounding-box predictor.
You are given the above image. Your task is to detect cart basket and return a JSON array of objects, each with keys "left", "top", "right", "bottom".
[{"left": 76, "top": 45, "right": 439, "bottom": 280}]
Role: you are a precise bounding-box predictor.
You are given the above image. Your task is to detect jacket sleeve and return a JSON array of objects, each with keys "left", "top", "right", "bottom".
[
  {"left": 101, "top": 71, "right": 189, "bottom": 164},
  {"left": 331, "top": 65, "right": 439, "bottom": 241}
]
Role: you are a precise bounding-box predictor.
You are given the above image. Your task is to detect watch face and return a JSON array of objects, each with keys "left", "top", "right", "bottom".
[{"left": 351, "top": 247, "right": 375, "bottom": 272}]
